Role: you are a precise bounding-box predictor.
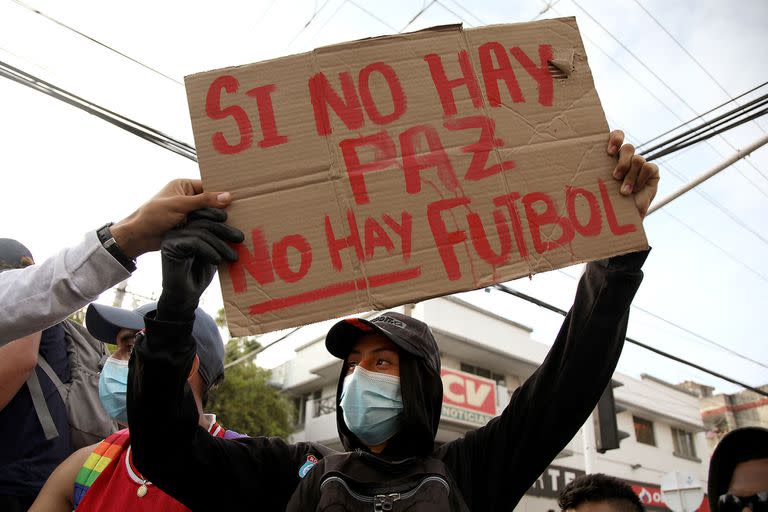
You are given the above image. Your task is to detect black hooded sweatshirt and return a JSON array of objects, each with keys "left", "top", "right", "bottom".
[{"left": 128, "top": 250, "right": 648, "bottom": 511}]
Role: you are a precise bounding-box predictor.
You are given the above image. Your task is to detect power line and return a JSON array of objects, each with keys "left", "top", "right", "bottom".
[
  {"left": 631, "top": 303, "right": 768, "bottom": 371},
  {"left": 399, "top": 0, "right": 437, "bottom": 33},
  {"left": 441, "top": 0, "right": 487, "bottom": 25},
  {"left": 644, "top": 92, "right": 768, "bottom": 156},
  {"left": 659, "top": 157, "right": 768, "bottom": 251},
  {"left": 286, "top": 0, "right": 336, "bottom": 49},
  {"left": 658, "top": 207, "right": 768, "bottom": 284},
  {"left": 552, "top": 268, "right": 768, "bottom": 371},
  {"left": 224, "top": 326, "right": 303, "bottom": 369},
  {"left": 548, "top": 3, "right": 768, "bottom": 201},
  {"left": 492, "top": 283, "right": 768, "bottom": 398},
  {"left": 11, "top": 0, "right": 183, "bottom": 86},
  {"left": 299, "top": 0, "right": 350, "bottom": 49},
  {"left": 434, "top": 0, "right": 476, "bottom": 27},
  {"left": 530, "top": 0, "right": 563, "bottom": 21},
  {"left": 625, "top": 117, "right": 768, "bottom": 252},
  {"left": 638, "top": 80, "right": 768, "bottom": 151},
  {"left": 0, "top": 59, "right": 197, "bottom": 162},
  {"left": 348, "top": 0, "right": 398, "bottom": 32},
  {"left": 646, "top": 106, "right": 768, "bottom": 161},
  {"left": 564, "top": 0, "right": 768, "bottom": 190},
  {"left": 633, "top": 0, "right": 768, "bottom": 136}
]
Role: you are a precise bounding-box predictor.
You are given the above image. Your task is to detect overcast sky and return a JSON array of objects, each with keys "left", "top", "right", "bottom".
[{"left": 1, "top": 0, "right": 766, "bottom": 396}]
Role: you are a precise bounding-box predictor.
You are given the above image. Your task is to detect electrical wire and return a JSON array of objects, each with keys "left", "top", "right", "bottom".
[
  {"left": 646, "top": 106, "right": 768, "bottom": 161},
  {"left": 552, "top": 267, "right": 768, "bottom": 372},
  {"left": 11, "top": 0, "right": 183, "bottom": 86},
  {"left": 442, "top": 0, "right": 487, "bottom": 25},
  {"left": 399, "top": 0, "right": 437, "bottom": 33},
  {"left": 547, "top": 3, "right": 768, "bottom": 201},
  {"left": 348, "top": 0, "right": 398, "bottom": 31},
  {"left": 564, "top": 0, "right": 768, "bottom": 189},
  {"left": 633, "top": 0, "right": 768, "bottom": 136},
  {"left": 660, "top": 207, "right": 768, "bottom": 284},
  {"left": 0, "top": 59, "right": 197, "bottom": 161},
  {"left": 531, "top": 0, "right": 562, "bottom": 21},
  {"left": 434, "top": 0, "right": 476, "bottom": 27},
  {"left": 224, "top": 326, "right": 303, "bottom": 369},
  {"left": 492, "top": 283, "right": 768, "bottom": 398},
  {"left": 658, "top": 156, "right": 768, "bottom": 251},
  {"left": 638, "top": 80, "right": 768, "bottom": 151},
  {"left": 643, "top": 93, "right": 768, "bottom": 157},
  {"left": 286, "top": 0, "right": 336, "bottom": 49}
]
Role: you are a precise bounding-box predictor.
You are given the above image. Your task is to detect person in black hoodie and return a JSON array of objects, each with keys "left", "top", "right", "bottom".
[{"left": 127, "top": 131, "right": 659, "bottom": 511}]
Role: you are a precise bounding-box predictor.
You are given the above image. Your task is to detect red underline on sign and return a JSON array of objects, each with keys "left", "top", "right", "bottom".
[{"left": 248, "top": 267, "right": 422, "bottom": 315}]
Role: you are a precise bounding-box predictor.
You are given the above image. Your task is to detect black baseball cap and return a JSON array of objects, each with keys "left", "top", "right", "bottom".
[
  {"left": 325, "top": 311, "right": 440, "bottom": 374},
  {"left": 86, "top": 302, "right": 226, "bottom": 389},
  {"left": 708, "top": 426, "right": 768, "bottom": 511},
  {"left": 0, "top": 238, "right": 34, "bottom": 271}
]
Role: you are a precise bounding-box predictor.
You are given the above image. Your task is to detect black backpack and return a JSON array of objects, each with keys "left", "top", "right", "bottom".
[{"left": 291, "top": 450, "right": 470, "bottom": 511}]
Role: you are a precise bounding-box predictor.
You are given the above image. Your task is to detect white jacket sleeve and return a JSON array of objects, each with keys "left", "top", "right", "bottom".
[{"left": 0, "top": 231, "right": 131, "bottom": 344}]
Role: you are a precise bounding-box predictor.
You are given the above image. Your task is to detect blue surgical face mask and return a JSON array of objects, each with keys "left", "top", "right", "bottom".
[
  {"left": 98, "top": 356, "right": 129, "bottom": 423},
  {"left": 339, "top": 366, "right": 403, "bottom": 446}
]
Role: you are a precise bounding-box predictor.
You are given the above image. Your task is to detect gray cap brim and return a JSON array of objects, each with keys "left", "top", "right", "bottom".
[{"left": 85, "top": 303, "right": 145, "bottom": 344}]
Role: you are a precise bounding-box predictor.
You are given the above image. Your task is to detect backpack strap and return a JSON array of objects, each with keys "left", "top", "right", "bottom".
[
  {"left": 37, "top": 355, "right": 69, "bottom": 401},
  {"left": 25, "top": 354, "right": 70, "bottom": 441},
  {"left": 25, "top": 369, "right": 60, "bottom": 441}
]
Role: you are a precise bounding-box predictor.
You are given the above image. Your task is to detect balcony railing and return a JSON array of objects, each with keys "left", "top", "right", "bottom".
[{"left": 311, "top": 395, "right": 337, "bottom": 418}]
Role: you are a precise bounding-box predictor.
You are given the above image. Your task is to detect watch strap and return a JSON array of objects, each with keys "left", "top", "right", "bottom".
[{"left": 96, "top": 223, "right": 137, "bottom": 272}]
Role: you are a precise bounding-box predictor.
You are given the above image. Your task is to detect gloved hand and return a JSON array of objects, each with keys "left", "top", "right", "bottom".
[{"left": 156, "top": 208, "right": 244, "bottom": 320}]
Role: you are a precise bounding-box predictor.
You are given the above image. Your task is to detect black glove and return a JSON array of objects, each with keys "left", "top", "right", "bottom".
[{"left": 156, "top": 208, "right": 244, "bottom": 321}]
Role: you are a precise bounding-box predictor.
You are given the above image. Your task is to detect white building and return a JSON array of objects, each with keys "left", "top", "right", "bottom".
[{"left": 268, "top": 297, "right": 709, "bottom": 512}]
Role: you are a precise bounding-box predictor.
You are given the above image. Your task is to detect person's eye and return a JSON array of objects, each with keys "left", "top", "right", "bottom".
[{"left": 376, "top": 358, "right": 390, "bottom": 366}]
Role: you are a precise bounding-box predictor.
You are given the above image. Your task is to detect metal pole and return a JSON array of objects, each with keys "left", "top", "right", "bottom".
[
  {"left": 647, "top": 133, "right": 768, "bottom": 215},
  {"left": 581, "top": 412, "right": 596, "bottom": 474}
]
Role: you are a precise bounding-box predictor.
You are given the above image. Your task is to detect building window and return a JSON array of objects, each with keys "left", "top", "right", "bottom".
[
  {"left": 460, "top": 362, "right": 505, "bottom": 385},
  {"left": 293, "top": 390, "right": 321, "bottom": 427},
  {"left": 633, "top": 416, "right": 656, "bottom": 446},
  {"left": 672, "top": 428, "right": 697, "bottom": 459}
]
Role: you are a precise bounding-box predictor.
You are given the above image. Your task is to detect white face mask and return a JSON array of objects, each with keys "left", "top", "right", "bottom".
[{"left": 339, "top": 366, "right": 404, "bottom": 446}]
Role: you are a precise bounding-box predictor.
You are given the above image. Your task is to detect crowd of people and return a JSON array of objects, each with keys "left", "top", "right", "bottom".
[{"left": 0, "top": 134, "right": 764, "bottom": 512}]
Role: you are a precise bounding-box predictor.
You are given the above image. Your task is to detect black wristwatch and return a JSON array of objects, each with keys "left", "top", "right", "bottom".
[{"left": 96, "top": 223, "right": 137, "bottom": 272}]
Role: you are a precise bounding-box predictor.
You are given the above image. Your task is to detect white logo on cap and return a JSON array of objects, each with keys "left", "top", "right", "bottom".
[{"left": 373, "top": 315, "right": 406, "bottom": 329}]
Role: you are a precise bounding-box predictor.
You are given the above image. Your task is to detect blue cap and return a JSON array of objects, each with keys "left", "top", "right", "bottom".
[
  {"left": 86, "top": 302, "right": 225, "bottom": 389},
  {"left": 0, "top": 238, "right": 34, "bottom": 271}
]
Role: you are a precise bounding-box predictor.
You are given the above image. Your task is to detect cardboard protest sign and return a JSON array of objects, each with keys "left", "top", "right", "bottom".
[{"left": 185, "top": 17, "right": 648, "bottom": 336}]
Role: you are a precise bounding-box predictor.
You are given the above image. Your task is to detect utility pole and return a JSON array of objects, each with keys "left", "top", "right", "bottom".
[
  {"left": 581, "top": 412, "right": 596, "bottom": 474},
  {"left": 112, "top": 280, "right": 128, "bottom": 308}
]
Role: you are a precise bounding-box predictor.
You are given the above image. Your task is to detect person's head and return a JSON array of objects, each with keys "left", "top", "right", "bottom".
[
  {"left": 86, "top": 302, "right": 225, "bottom": 424},
  {"left": 558, "top": 473, "right": 644, "bottom": 512},
  {"left": 708, "top": 427, "right": 768, "bottom": 512},
  {"left": 325, "top": 312, "right": 442, "bottom": 456},
  {"left": 0, "top": 238, "right": 34, "bottom": 271}
]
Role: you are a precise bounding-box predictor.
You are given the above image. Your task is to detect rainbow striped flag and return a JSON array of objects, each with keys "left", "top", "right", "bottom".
[{"left": 74, "top": 429, "right": 130, "bottom": 508}]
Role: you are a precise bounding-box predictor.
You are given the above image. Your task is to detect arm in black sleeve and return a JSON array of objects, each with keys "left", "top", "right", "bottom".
[
  {"left": 437, "top": 249, "right": 649, "bottom": 511},
  {"left": 127, "top": 314, "right": 309, "bottom": 511}
]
